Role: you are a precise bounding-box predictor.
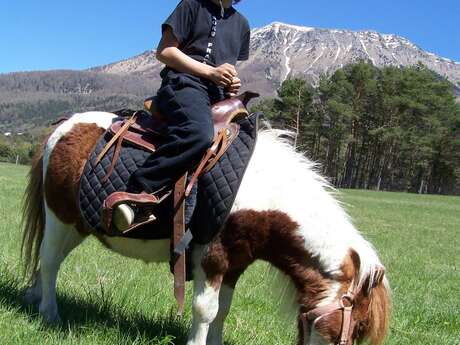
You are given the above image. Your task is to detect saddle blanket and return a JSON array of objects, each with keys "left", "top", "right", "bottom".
[{"left": 78, "top": 112, "right": 260, "bottom": 242}]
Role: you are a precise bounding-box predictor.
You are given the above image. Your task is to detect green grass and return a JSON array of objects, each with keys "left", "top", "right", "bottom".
[{"left": 0, "top": 162, "right": 459, "bottom": 344}]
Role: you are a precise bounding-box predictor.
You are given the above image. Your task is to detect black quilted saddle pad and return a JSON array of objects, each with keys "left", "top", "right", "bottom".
[{"left": 78, "top": 112, "right": 260, "bottom": 241}]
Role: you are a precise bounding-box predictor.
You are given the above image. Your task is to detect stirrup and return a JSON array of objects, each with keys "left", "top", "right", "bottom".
[{"left": 102, "top": 190, "right": 170, "bottom": 235}]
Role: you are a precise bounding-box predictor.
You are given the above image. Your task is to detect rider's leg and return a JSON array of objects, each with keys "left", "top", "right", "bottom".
[
  {"left": 112, "top": 79, "right": 215, "bottom": 231},
  {"left": 131, "top": 81, "right": 215, "bottom": 194}
]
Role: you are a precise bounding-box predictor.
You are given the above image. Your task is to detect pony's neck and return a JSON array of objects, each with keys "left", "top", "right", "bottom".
[
  {"left": 259, "top": 230, "right": 335, "bottom": 312},
  {"left": 226, "top": 209, "right": 336, "bottom": 311}
]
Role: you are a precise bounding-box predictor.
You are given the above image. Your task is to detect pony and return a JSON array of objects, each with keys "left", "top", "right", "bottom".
[{"left": 21, "top": 111, "right": 390, "bottom": 345}]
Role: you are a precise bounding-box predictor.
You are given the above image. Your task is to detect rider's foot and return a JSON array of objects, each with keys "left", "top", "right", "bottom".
[
  {"left": 112, "top": 203, "right": 135, "bottom": 232},
  {"left": 103, "top": 190, "right": 165, "bottom": 233}
]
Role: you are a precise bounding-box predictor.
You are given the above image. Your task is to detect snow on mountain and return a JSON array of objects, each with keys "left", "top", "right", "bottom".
[{"left": 90, "top": 22, "right": 460, "bottom": 96}]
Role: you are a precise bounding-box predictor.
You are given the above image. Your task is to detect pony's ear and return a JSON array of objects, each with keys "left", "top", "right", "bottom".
[
  {"left": 362, "top": 266, "right": 385, "bottom": 296},
  {"left": 350, "top": 249, "right": 361, "bottom": 276},
  {"left": 371, "top": 266, "right": 385, "bottom": 288}
]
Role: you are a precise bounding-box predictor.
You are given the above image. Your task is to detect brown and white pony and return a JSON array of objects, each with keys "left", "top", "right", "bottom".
[{"left": 21, "top": 111, "right": 390, "bottom": 345}]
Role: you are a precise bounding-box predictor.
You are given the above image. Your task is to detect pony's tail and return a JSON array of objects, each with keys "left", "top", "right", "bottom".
[
  {"left": 21, "top": 142, "right": 46, "bottom": 283},
  {"left": 367, "top": 277, "right": 391, "bottom": 345}
]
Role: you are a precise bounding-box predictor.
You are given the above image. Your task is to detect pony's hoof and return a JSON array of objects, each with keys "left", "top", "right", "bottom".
[
  {"left": 23, "top": 288, "right": 41, "bottom": 305},
  {"left": 40, "top": 313, "right": 62, "bottom": 326},
  {"left": 39, "top": 307, "right": 62, "bottom": 326}
]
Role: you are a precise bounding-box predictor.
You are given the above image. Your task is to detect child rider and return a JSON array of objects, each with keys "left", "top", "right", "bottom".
[{"left": 112, "top": 0, "right": 250, "bottom": 231}]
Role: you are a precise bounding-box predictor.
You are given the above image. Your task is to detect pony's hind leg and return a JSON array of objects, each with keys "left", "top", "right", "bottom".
[
  {"left": 36, "top": 207, "right": 85, "bottom": 324},
  {"left": 23, "top": 270, "right": 43, "bottom": 305}
]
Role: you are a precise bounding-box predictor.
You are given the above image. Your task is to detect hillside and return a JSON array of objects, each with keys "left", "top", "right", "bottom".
[
  {"left": 91, "top": 22, "right": 460, "bottom": 95},
  {"left": 1, "top": 22, "right": 459, "bottom": 134}
]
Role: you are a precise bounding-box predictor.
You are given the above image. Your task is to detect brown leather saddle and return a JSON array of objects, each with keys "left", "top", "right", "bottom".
[{"left": 96, "top": 91, "right": 259, "bottom": 315}]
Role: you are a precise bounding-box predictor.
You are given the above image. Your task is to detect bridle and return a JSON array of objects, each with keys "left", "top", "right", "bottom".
[
  {"left": 301, "top": 282, "right": 359, "bottom": 345},
  {"left": 300, "top": 267, "right": 385, "bottom": 345}
]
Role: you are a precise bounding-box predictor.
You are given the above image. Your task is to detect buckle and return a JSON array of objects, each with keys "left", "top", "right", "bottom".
[{"left": 340, "top": 294, "right": 354, "bottom": 309}]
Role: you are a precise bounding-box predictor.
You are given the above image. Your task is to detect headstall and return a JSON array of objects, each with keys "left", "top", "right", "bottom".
[{"left": 300, "top": 267, "right": 385, "bottom": 345}]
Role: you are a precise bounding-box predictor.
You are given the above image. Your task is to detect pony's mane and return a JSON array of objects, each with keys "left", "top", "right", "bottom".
[
  {"left": 236, "top": 125, "right": 386, "bottom": 296},
  {"left": 239, "top": 126, "right": 390, "bottom": 343},
  {"left": 257, "top": 128, "right": 383, "bottom": 281}
]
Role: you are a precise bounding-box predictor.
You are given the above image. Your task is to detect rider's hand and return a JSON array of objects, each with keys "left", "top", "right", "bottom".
[
  {"left": 225, "top": 76, "right": 241, "bottom": 97},
  {"left": 209, "top": 63, "right": 237, "bottom": 87}
]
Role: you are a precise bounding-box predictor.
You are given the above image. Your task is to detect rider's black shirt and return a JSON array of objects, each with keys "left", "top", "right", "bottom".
[{"left": 161, "top": 0, "right": 250, "bottom": 68}]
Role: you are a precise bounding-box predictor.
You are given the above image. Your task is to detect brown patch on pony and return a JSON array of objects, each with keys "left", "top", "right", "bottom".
[
  {"left": 21, "top": 137, "right": 48, "bottom": 282},
  {"left": 44, "top": 123, "right": 105, "bottom": 232},
  {"left": 313, "top": 250, "right": 391, "bottom": 344},
  {"left": 202, "top": 209, "right": 333, "bottom": 345}
]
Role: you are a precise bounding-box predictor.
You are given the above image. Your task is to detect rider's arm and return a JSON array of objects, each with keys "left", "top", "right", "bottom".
[{"left": 156, "top": 27, "right": 236, "bottom": 88}]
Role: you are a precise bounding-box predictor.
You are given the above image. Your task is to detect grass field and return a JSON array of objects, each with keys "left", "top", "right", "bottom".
[{"left": 0, "top": 162, "right": 458, "bottom": 345}]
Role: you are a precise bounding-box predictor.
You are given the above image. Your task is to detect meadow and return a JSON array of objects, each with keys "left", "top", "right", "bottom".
[{"left": 0, "top": 162, "right": 458, "bottom": 344}]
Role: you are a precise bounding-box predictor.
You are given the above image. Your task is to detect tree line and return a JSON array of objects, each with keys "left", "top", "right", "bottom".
[
  {"left": 252, "top": 62, "right": 460, "bottom": 195},
  {"left": 0, "top": 134, "right": 36, "bottom": 165}
]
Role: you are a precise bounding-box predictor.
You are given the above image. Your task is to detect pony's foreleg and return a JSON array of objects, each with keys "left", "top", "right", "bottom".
[
  {"left": 206, "top": 283, "right": 236, "bottom": 345},
  {"left": 37, "top": 207, "right": 85, "bottom": 324},
  {"left": 187, "top": 245, "right": 223, "bottom": 345}
]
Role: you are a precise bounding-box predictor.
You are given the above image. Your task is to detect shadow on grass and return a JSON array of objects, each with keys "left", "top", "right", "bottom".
[{"left": 0, "top": 276, "right": 194, "bottom": 344}]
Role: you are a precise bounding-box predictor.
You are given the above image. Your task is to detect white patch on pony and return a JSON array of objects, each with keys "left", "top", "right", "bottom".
[
  {"left": 102, "top": 237, "right": 170, "bottom": 263},
  {"left": 43, "top": 111, "right": 117, "bottom": 179},
  {"left": 316, "top": 281, "right": 341, "bottom": 308},
  {"left": 233, "top": 128, "right": 384, "bottom": 298}
]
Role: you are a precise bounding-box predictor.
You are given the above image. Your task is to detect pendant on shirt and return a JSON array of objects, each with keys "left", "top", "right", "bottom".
[{"left": 219, "top": 1, "right": 225, "bottom": 17}]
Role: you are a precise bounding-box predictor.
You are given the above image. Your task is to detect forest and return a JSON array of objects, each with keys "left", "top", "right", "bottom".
[
  {"left": 1, "top": 62, "right": 459, "bottom": 194},
  {"left": 253, "top": 62, "right": 460, "bottom": 195}
]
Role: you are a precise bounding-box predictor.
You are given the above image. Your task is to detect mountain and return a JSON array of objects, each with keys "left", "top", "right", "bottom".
[
  {"left": 1, "top": 22, "right": 459, "bottom": 134},
  {"left": 91, "top": 22, "right": 460, "bottom": 96}
]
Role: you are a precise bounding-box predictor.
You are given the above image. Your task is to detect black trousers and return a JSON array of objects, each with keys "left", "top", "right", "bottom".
[{"left": 131, "top": 70, "right": 224, "bottom": 193}]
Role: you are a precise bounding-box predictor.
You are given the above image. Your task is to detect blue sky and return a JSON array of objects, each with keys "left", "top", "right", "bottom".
[{"left": 0, "top": 0, "right": 459, "bottom": 73}]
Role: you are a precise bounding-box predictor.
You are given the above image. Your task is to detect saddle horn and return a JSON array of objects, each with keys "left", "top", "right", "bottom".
[{"left": 236, "top": 91, "right": 260, "bottom": 107}]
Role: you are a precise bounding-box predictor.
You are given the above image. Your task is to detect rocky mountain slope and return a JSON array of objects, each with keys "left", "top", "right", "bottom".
[
  {"left": 1, "top": 22, "right": 459, "bottom": 134},
  {"left": 92, "top": 22, "right": 460, "bottom": 95}
]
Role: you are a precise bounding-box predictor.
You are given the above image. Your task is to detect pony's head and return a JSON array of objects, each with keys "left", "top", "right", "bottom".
[{"left": 299, "top": 251, "right": 391, "bottom": 345}]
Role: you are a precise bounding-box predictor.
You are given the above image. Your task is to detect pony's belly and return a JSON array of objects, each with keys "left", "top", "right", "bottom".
[{"left": 102, "top": 237, "right": 170, "bottom": 263}]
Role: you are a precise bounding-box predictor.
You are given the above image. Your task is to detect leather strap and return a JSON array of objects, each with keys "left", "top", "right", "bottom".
[
  {"left": 184, "top": 129, "right": 227, "bottom": 197},
  {"left": 202, "top": 127, "right": 230, "bottom": 173},
  {"left": 101, "top": 191, "right": 161, "bottom": 234},
  {"left": 339, "top": 305, "right": 354, "bottom": 345},
  {"left": 301, "top": 272, "right": 376, "bottom": 345},
  {"left": 95, "top": 114, "right": 137, "bottom": 181},
  {"left": 102, "top": 130, "right": 124, "bottom": 183},
  {"left": 303, "top": 296, "right": 355, "bottom": 345},
  {"left": 173, "top": 174, "right": 187, "bottom": 316}
]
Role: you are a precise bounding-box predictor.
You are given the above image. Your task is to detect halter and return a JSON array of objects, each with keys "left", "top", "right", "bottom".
[{"left": 300, "top": 268, "right": 384, "bottom": 345}]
